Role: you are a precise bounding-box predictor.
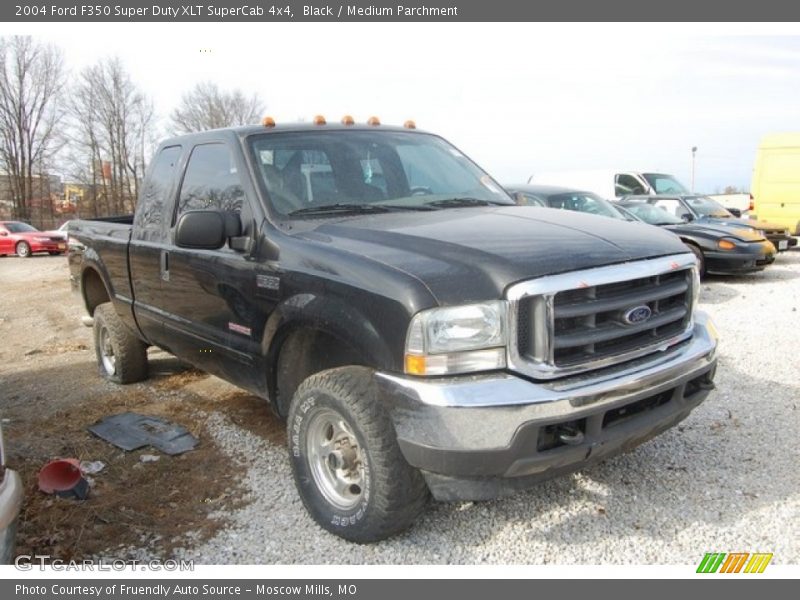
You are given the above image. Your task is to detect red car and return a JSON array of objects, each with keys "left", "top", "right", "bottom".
[{"left": 0, "top": 221, "right": 67, "bottom": 257}]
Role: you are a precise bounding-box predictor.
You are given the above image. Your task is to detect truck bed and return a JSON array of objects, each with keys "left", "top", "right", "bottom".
[{"left": 68, "top": 216, "right": 135, "bottom": 311}]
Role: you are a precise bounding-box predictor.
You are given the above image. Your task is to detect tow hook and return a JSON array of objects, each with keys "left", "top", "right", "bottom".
[
  {"left": 556, "top": 425, "right": 585, "bottom": 446},
  {"left": 697, "top": 379, "right": 715, "bottom": 391},
  {"left": 697, "top": 367, "right": 716, "bottom": 391}
]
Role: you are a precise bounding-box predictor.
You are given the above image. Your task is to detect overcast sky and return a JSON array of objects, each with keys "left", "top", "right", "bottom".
[{"left": 3, "top": 23, "right": 800, "bottom": 192}]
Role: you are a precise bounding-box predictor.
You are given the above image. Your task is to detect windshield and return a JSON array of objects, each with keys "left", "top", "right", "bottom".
[
  {"left": 642, "top": 173, "right": 690, "bottom": 194},
  {"left": 3, "top": 222, "right": 38, "bottom": 233},
  {"left": 248, "top": 130, "right": 514, "bottom": 216},
  {"left": 622, "top": 203, "right": 684, "bottom": 225},
  {"left": 685, "top": 195, "right": 731, "bottom": 218},
  {"left": 546, "top": 191, "right": 627, "bottom": 220}
]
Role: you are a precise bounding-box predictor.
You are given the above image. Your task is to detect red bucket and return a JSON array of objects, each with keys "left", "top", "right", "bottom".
[{"left": 38, "top": 458, "right": 83, "bottom": 494}]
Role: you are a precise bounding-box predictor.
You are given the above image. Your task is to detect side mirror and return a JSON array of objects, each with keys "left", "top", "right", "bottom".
[
  {"left": 175, "top": 210, "right": 241, "bottom": 250},
  {"left": 727, "top": 208, "right": 742, "bottom": 217},
  {"left": 0, "top": 231, "right": 7, "bottom": 236},
  {"left": 681, "top": 213, "right": 694, "bottom": 222}
]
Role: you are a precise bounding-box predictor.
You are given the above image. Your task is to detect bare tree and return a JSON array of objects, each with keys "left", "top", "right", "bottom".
[
  {"left": 170, "top": 82, "right": 264, "bottom": 134},
  {"left": 67, "top": 57, "right": 156, "bottom": 216},
  {"left": 0, "top": 36, "right": 65, "bottom": 223}
]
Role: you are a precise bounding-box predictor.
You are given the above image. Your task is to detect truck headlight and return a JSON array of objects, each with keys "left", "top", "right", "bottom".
[{"left": 404, "top": 301, "right": 507, "bottom": 376}]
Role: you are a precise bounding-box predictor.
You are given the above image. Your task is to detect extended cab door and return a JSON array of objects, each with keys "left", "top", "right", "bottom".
[
  {"left": 159, "top": 141, "right": 267, "bottom": 391},
  {"left": 129, "top": 144, "right": 184, "bottom": 343}
]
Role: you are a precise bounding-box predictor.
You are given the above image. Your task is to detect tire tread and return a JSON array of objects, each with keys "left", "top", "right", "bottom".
[
  {"left": 289, "top": 366, "right": 429, "bottom": 542},
  {"left": 93, "top": 302, "right": 148, "bottom": 384}
]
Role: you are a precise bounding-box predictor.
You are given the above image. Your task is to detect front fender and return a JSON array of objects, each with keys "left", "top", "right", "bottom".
[{"left": 262, "top": 292, "right": 398, "bottom": 373}]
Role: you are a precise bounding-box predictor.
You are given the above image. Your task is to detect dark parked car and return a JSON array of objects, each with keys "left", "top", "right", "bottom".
[
  {"left": 623, "top": 194, "right": 796, "bottom": 253},
  {"left": 67, "top": 121, "right": 718, "bottom": 542},
  {"left": 619, "top": 201, "right": 776, "bottom": 276},
  {"left": 507, "top": 184, "right": 636, "bottom": 220}
]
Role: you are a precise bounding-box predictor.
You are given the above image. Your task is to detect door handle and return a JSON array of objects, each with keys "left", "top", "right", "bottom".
[{"left": 160, "top": 250, "right": 170, "bottom": 282}]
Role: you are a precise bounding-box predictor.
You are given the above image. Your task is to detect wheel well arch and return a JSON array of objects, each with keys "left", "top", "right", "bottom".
[
  {"left": 82, "top": 267, "right": 111, "bottom": 316},
  {"left": 681, "top": 238, "right": 702, "bottom": 250},
  {"left": 268, "top": 325, "right": 371, "bottom": 419}
]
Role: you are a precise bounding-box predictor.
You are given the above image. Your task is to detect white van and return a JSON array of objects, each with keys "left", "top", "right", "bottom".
[{"left": 528, "top": 170, "right": 690, "bottom": 200}]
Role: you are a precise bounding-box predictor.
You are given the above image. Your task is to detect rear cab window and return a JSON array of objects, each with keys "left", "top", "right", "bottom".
[{"left": 135, "top": 145, "right": 182, "bottom": 240}]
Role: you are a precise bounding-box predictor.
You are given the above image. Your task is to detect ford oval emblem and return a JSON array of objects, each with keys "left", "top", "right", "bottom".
[{"left": 623, "top": 305, "right": 652, "bottom": 325}]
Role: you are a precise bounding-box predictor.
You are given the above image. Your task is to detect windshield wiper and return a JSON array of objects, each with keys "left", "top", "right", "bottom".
[
  {"left": 424, "top": 197, "right": 507, "bottom": 209},
  {"left": 288, "top": 203, "right": 393, "bottom": 217}
]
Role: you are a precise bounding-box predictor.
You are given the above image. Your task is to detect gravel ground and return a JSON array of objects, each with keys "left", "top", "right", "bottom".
[
  {"left": 3, "top": 253, "right": 799, "bottom": 564},
  {"left": 177, "top": 251, "right": 800, "bottom": 564}
]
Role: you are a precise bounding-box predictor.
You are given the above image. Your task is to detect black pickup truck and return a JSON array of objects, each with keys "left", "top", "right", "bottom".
[{"left": 69, "top": 121, "right": 718, "bottom": 542}]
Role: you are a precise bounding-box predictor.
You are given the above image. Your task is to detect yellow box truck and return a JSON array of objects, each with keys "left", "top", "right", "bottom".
[{"left": 751, "top": 133, "right": 800, "bottom": 235}]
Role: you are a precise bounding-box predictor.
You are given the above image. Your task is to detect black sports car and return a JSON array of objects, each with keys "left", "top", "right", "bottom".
[
  {"left": 506, "top": 184, "right": 636, "bottom": 220},
  {"left": 505, "top": 185, "right": 777, "bottom": 276},
  {"left": 623, "top": 194, "right": 797, "bottom": 253},
  {"left": 619, "top": 201, "right": 776, "bottom": 276}
]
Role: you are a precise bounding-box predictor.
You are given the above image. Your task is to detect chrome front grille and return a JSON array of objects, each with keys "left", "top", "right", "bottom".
[{"left": 507, "top": 254, "right": 698, "bottom": 380}]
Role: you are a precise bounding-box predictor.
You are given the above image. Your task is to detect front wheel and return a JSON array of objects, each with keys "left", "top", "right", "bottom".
[
  {"left": 16, "top": 241, "right": 31, "bottom": 258},
  {"left": 687, "top": 243, "right": 706, "bottom": 278},
  {"left": 93, "top": 303, "right": 149, "bottom": 383},
  {"left": 288, "top": 367, "right": 429, "bottom": 543}
]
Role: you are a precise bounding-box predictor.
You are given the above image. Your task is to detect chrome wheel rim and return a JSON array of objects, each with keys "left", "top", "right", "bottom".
[
  {"left": 305, "top": 408, "right": 365, "bottom": 510},
  {"left": 17, "top": 243, "right": 29, "bottom": 257},
  {"left": 99, "top": 327, "right": 116, "bottom": 375}
]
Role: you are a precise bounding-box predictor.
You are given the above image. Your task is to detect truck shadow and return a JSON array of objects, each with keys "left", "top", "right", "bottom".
[{"left": 410, "top": 362, "right": 798, "bottom": 562}]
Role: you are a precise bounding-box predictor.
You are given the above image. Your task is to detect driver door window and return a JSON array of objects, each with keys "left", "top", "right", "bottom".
[
  {"left": 614, "top": 174, "right": 646, "bottom": 197},
  {"left": 176, "top": 143, "right": 245, "bottom": 222}
]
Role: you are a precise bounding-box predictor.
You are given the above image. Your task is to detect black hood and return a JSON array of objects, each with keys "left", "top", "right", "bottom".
[
  {"left": 667, "top": 220, "right": 766, "bottom": 242},
  {"left": 307, "top": 206, "right": 689, "bottom": 304},
  {"left": 699, "top": 215, "right": 786, "bottom": 234}
]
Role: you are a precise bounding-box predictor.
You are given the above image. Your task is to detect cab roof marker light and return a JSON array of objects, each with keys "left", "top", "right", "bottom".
[
  {"left": 313, "top": 115, "right": 327, "bottom": 125},
  {"left": 403, "top": 120, "right": 416, "bottom": 129},
  {"left": 262, "top": 116, "right": 276, "bottom": 128},
  {"left": 367, "top": 116, "right": 381, "bottom": 126},
  {"left": 341, "top": 115, "right": 355, "bottom": 126}
]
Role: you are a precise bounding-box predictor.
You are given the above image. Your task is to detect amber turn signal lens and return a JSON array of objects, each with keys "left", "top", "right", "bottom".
[
  {"left": 718, "top": 239, "right": 736, "bottom": 250},
  {"left": 341, "top": 115, "right": 355, "bottom": 126},
  {"left": 404, "top": 354, "right": 426, "bottom": 375},
  {"left": 262, "top": 116, "right": 276, "bottom": 128},
  {"left": 313, "top": 115, "right": 326, "bottom": 125},
  {"left": 403, "top": 120, "right": 416, "bottom": 129},
  {"left": 367, "top": 116, "right": 381, "bottom": 126}
]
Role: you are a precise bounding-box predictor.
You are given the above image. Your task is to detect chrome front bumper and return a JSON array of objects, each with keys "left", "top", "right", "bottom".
[{"left": 375, "top": 311, "right": 718, "bottom": 500}]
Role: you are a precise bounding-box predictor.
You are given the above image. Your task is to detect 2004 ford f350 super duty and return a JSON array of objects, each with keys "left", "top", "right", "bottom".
[{"left": 69, "top": 120, "right": 718, "bottom": 542}]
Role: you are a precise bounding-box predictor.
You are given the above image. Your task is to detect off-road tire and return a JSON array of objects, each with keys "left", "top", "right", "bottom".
[
  {"left": 16, "top": 241, "right": 31, "bottom": 258},
  {"left": 288, "top": 366, "right": 429, "bottom": 542},
  {"left": 687, "top": 243, "right": 706, "bottom": 278},
  {"left": 93, "top": 302, "right": 149, "bottom": 384}
]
